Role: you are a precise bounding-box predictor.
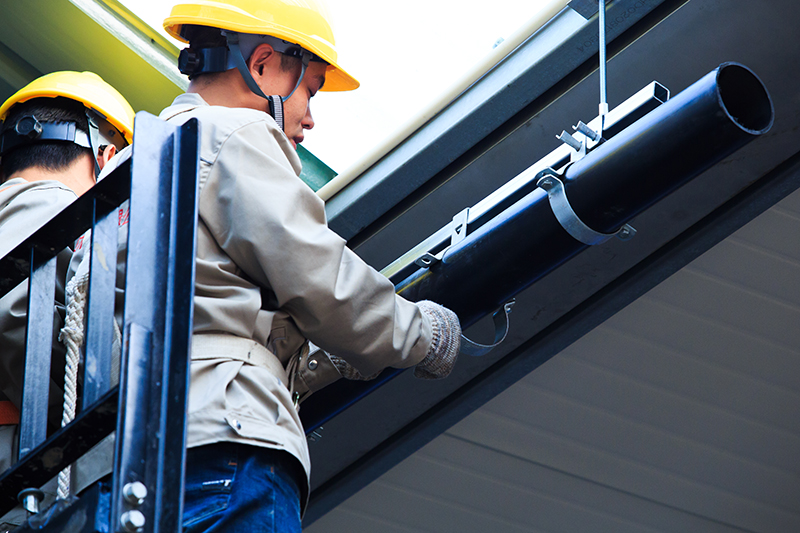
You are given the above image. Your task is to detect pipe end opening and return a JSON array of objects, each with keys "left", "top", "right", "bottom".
[{"left": 718, "top": 63, "right": 774, "bottom": 134}]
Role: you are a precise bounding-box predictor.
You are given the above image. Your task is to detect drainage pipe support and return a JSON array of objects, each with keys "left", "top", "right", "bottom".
[{"left": 396, "top": 62, "right": 774, "bottom": 328}]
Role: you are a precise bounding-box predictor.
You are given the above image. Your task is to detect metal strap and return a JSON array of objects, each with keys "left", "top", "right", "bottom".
[
  {"left": 226, "top": 32, "right": 269, "bottom": 100},
  {"left": 460, "top": 300, "right": 515, "bottom": 356},
  {"left": 536, "top": 168, "right": 636, "bottom": 245},
  {"left": 269, "top": 96, "right": 284, "bottom": 131},
  {"left": 225, "top": 31, "right": 309, "bottom": 133},
  {"left": 415, "top": 208, "right": 470, "bottom": 268}
]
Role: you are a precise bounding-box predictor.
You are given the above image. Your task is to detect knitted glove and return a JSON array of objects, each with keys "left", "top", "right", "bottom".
[
  {"left": 414, "top": 300, "right": 461, "bottom": 379},
  {"left": 328, "top": 353, "right": 383, "bottom": 381}
]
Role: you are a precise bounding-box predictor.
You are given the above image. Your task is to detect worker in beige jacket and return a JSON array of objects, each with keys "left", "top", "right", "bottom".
[
  {"left": 0, "top": 71, "right": 134, "bottom": 529},
  {"left": 160, "top": 0, "right": 462, "bottom": 531}
]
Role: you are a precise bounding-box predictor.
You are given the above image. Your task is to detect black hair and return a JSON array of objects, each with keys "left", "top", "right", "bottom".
[{"left": 1, "top": 97, "right": 91, "bottom": 182}]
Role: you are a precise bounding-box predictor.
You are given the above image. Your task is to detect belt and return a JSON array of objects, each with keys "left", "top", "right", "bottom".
[{"left": 191, "top": 333, "right": 289, "bottom": 388}]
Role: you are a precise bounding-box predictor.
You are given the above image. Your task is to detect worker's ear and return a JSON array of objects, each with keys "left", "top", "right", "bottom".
[
  {"left": 97, "top": 145, "right": 117, "bottom": 171},
  {"left": 248, "top": 43, "right": 277, "bottom": 80}
]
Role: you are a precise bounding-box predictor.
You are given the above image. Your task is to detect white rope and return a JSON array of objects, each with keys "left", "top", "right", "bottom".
[
  {"left": 55, "top": 240, "right": 123, "bottom": 500},
  {"left": 57, "top": 269, "right": 89, "bottom": 499}
]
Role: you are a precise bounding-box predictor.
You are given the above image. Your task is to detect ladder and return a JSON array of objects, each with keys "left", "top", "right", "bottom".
[{"left": 0, "top": 113, "right": 199, "bottom": 533}]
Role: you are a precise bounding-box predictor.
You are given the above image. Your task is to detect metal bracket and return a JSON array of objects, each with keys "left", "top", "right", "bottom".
[
  {"left": 460, "top": 300, "right": 515, "bottom": 357},
  {"left": 557, "top": 120, "right": 605, "bottom": 162},
  {"left": 415, "top": 208, "right": 470, "bottom": 268},
  {"left": 536, "top": 168, "right": 636, "bottom": 245}
]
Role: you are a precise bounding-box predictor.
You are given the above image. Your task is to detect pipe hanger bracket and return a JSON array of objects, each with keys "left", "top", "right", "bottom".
[
  {"left": 415, "top": 208, "right": 470, "bottom": 268},
  {"left": 536, "top": 168, "right": 636, "bottom": 245},
  {"left": 460, "top": 300, "right": 515, "bottom": 357}
]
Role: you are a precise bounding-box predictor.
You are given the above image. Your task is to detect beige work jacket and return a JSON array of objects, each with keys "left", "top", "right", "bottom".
[
  {"left": 0, "top": 178, "right": 77, "bottom": 527},
  {"left": 160, "top": 94, "right": 434, "bottom": 501},
  {"left": 0, "top": 178, "right": 76, "bottom": 412}
]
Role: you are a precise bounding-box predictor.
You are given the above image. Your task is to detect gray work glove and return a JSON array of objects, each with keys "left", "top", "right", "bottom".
[
  {"left": 328, "top": 300, "right": 461, "bottom": 381},
  {"left": 414, "top": 300, "right": 461, "bottom": 379}
]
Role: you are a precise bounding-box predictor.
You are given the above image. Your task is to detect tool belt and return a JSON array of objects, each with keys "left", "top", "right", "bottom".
[{"left": 191, "top": 333, "right": 289, "bottom": 388}]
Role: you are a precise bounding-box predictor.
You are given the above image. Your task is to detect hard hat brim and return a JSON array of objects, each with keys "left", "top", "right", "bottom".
[{"left": 164, "top": 5, "right": 360, "bottom": 92}]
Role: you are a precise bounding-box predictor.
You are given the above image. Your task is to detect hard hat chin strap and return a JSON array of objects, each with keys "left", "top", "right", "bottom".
[
  {"left": 0, "top": 112, "right": 125, "bottom": 177},
  {"left": 224, "top": 32, "right": 310, "bottom": 132},
  {"left": 86, "top": 113, "right": 103, "bottom": 177},
  {"left": 0, "top": 115, "right": 94, "bottom": 168}
]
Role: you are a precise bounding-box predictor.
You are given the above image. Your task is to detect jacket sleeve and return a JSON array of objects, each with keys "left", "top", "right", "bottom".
[{"left": 198, "top": 121, "right": 432, "bottom": 377}]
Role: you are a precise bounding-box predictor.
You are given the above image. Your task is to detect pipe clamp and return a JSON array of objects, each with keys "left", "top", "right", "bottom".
[
  {"left": 460, "top": 300, "right": 515, "bottom": 357},
  {"left": 536, "top": 168, "right": 636, "bottom": 245}
]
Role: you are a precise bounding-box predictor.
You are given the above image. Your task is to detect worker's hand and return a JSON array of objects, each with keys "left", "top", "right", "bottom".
[
  {"left": 414, "top": 301, "right": 461, "bottom": 379},
  {"left": 328, "top": 353, "right": 383, "bottom": 381}
]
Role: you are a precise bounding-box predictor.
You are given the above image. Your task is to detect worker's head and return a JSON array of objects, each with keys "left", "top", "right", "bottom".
[
  {"left": 0, "top": 71, "right": 134, "bottom": 194},
  {"left": 164, "top": 0, "right": 358, "bottom": 146}
]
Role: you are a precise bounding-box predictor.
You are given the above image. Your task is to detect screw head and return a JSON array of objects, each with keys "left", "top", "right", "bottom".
[
  {"left": 121, "top": 510, "right": 146, "bottom": 532},
  {"left": 123, "top": 482, "right": 148, "bottom": 506},
  {"left": 15, "top": 116, "right": 43, "bottom": 139},
  {"left": 17, "top": 488, "right": 44, "bottom": 514}
]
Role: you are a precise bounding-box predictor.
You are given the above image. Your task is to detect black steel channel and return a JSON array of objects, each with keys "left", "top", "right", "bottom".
[
  {"left": 0, "top": 389, "right": 118, "bottom": 516},
  {"left": 111, "top": 113, "right": 198, "bottom": 533},
  {"left": 154, "top": 118, "right": 198, "bottom": 533},
  {"left": 83, "top": 204, "right": 119, "bottom": 408},
  {"left": 0, "top": 155, "right": 132, "bottom": 519},
  {"left": 112, "top": 113, "right": 172, "bottom": 533},
  {"left": 18, "top": 253, "right": 57, "bottom": 458}
]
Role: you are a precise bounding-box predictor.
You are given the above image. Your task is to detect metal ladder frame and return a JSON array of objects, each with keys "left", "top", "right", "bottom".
[{"left": 0, "top": 112, "right": 199, "bottom": 533}]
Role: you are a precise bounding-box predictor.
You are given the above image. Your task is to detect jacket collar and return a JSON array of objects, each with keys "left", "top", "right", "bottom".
[{"left": 159, "top": 92, "right": 208, "bottom": 122}]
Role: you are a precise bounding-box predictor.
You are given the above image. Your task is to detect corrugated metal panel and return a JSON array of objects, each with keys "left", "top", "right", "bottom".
[{"left": 306, "top": 187, "right": 800, "bottom": 532}]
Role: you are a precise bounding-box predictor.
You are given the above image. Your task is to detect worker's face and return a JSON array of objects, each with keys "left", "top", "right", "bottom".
[
  {"left": 248, "top": 46, "right": 326, "bottom": 149},
  {"left": 279, "top": 60, "right": 326, "bottom": 149}
]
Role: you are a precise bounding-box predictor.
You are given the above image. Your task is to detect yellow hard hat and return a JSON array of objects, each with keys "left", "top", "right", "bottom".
[
  {"left": 164, "top": 0, "right": 359, "bottom": 92},
  {"left": 0, "top": 71, "right": 135, "bottom": 145}
]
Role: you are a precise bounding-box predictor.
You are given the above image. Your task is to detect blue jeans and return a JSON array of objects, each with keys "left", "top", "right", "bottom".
[{"left": 183, "top": 442, "right": 303, "bottom": 533}]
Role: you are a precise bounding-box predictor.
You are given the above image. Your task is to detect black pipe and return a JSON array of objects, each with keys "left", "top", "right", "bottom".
[
  {"left": 395, "top": 62, "right": 773, "bottom": 326},
  {"left": 300, "top": 63, "right": 773, "bottom": 432}
]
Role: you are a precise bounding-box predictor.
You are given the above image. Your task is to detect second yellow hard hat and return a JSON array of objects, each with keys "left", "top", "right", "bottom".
[{"left": 0, "top": 71, "right": 135, "bottom": 145}]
